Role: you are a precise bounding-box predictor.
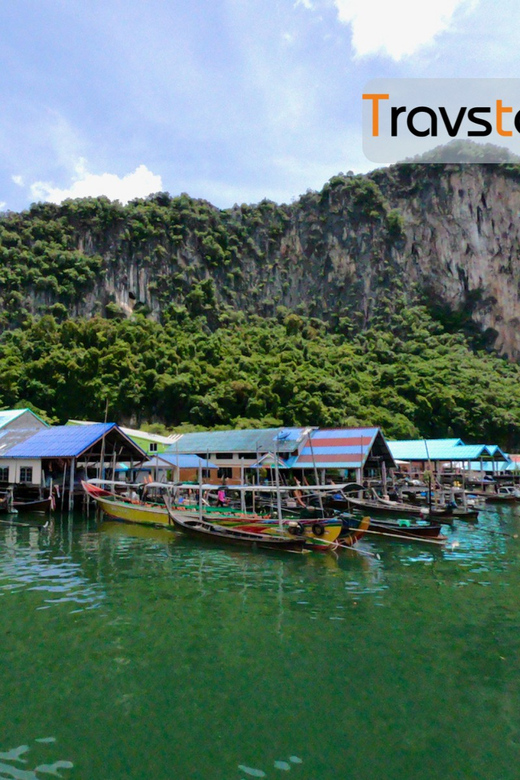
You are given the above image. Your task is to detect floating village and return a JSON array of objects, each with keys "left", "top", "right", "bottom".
[{"left": 1, "top": 407, "right": 518, "bottom": 552}]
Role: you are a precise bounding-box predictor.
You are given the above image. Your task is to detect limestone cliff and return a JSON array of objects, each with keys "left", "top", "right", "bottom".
[{"left": 2, "top": 163, "right": 520, "bottom": 357}]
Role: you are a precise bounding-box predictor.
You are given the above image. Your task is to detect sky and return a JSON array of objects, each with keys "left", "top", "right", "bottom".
[{"left": 0, "top": 0, "right": 518, "bottom": 211}]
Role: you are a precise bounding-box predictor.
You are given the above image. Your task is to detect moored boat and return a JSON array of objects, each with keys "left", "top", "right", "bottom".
[
  {"left": 330, "top": 494, "right": 428, "bottom": 518},
  {"left": 13, "top": 496, "right": 53, "bottom": 512},
  {"left": 340, "top": 513, "right": 447, "bottom": 541},
  {"left": 82, "top": 480, "right": 170, "bottom": 526},
  {"left": 164, "top": 501, "right": 307, "bottom": 552},
  {"left": 82, "top": 480, "right": 343, "bottom": 549}
]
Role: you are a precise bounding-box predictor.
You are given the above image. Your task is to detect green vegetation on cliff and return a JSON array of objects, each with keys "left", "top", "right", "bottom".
[
  {"left": 1, "top": 304, "right": 520, "bottom": 448},
  {"left": 2, "top": 169, "right": 520, "bottom": 448}
]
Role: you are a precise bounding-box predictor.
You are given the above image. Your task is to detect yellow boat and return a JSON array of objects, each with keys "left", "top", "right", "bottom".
[{"left": 83, "top": 481, "right": 170, "bottom": 527}]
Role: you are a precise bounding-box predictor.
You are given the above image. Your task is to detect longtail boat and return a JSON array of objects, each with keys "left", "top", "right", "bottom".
[
  {"left": 82, "top": 480, "right": 344, "bottom": 549},
  {"left": 82, "top": 481, "right": 170, "bottom": 525},
  {"left": 341, "top": 513, "right": 447, "bottom": 542},
  {"left": 164, "top": 499, "right": 307, "bottom": 552},
  {"left": 338, "top": 514, "right": 371, "bottom": 547},
  {"left": 13, "top": 496, "right": 53, "bottom": 512},
  {"left": 332, "top": 494, "right": 426, "bottom": 518}
]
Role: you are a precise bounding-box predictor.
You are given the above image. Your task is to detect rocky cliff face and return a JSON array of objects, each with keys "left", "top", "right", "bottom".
[
  {"left": 376, "top": 165, "right": 520, "bottom": 357},
  {"left": 3, "top": 163, "right": 520, "bottom": 357}
]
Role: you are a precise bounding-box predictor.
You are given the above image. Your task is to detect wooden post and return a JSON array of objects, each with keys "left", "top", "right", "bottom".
[
  {"left": 61, "top": 462, "right": 67, "bottom": 512},
  {"left": 68, "top": 458, "right": 75, "bottom": 512},
  {"left": 240, "top": 464, "right": 246, "bottom": 513}
]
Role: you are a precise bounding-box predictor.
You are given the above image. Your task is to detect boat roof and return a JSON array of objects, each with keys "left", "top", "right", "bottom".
[{"left": 173, "top": 482, "right": 348, "bottom": 492}]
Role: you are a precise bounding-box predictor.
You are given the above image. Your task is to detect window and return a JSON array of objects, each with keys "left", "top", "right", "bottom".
[
  {"left": 0, "top": 467, "right": 8, "bottom": 482},
  {"left": 149, "top": 443, "right": 158, "bottom": 453},
  {"left": 20, "top": 467, "right": 33, "bottom": 483},
  {"left": 217, "top": 467, "right": 233, "bottom": 479}
]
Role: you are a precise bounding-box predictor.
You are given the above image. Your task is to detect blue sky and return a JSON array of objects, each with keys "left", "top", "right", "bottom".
[{"left": 0, "top": 0, "right": 517, "bottom": 211}]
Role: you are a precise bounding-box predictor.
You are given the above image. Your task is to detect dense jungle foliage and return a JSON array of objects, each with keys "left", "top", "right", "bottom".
[
  {"left": 1, "top": 303, "right": 520, "bottom": 448},
  {"left": 3, "top": 166, "right": 520, "bottom": 448}
]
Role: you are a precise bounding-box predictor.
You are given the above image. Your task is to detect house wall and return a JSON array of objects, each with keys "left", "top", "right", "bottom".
[
  {"left": 5, "top": 411, "right": 47, "bottom": 432},
  {"left": 1, "top": 459, "right": 42, "bottom": 485},
  {"left": 127, "top": 435, "right": 170, "bottom": 456}
]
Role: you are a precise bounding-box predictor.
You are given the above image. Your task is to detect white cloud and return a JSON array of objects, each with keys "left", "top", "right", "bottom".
[
  {"left": 295, "top": 0, "right": 314, "bottom": 8},
  {"left": 0, "top": 202, "right": 6, "bottom": 211},
  {"left": 334, "top": 0, "right": 477, "bottom": 60},
  {"left": 12, "top": 175, "right": 24, "bottom": 186},
  {"left": 29, "top": 160, "right": 163, "bottom": 204}
]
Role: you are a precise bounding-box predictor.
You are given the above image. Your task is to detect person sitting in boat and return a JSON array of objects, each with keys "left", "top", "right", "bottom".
[
  {"left": 217, "top": 487, "right": 228, "bottom": 506},
  {"left": 293, "top": 478, "right": 306, "bottom": 508}
]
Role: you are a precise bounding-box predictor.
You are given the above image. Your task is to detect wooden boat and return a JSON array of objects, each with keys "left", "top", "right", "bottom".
[
  {"left": 483, "top": 486, "right": 520, "bottom": 503},
  {"left": 168, "top": 506, "right": 343, "bottom": 550},
  {"left": 449, "top": 507, "right": 480, "bottom": 521},
  {"left": 338, "top": 514, "right": 371, "bottom": 546},
  {"left": 82, "top": 481, "right": 170, "bottom": 526},
  {"left": 341, "top": 513, "right": 446, "bottom": 541},
  {"left": 13, "top": 496, "right": 52, "bottom": 512},
  {"left": 164, "top": 501, "right": 307, "bottom": 552},
  {"left": 331, "top": 495, "right": 427, "bottom": 518},
  {"left": 83, "top": 481, "right": 343, "bottom": 550}
]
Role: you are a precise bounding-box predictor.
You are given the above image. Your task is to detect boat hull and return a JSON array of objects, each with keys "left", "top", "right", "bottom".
[
  {"left": 342, "top": 514, "right": 445, "bottom": 540},
  {"left": 332, "top": 496, "right": 427, "bottom": 518},
  {"left": 168, "top": 510, "right": 307, "bottom": 552},
  {"left": 89, "top": 494, "right": 170, "bottom": 526}
]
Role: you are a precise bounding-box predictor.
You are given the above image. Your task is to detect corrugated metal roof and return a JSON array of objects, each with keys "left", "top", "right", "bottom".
[
  {"left": 389, "top": 439, "right": 465, "bottom": 461},
  {"left": 141, "top": 454, "right": 218, "bottom": 469},
  {"left": 0, "top": 409, "right": 25, "bottom": 428},
  {"left": 169, "top": 428, "right": 308, "bottom": 455},
  {"left": 0, "top": 408, "right": 49, "bottom": 428},
  {"left": 389, "top": 440, "right": 507, "bottom": 461},
  {"left": 486, "top": 444, "right": 507, "bottom": 457},
  {"left": 68, "top": 419, "right": 176, "bottom": 445},
  {"left": 453, "top": 445, "right": 493, "bottom": 459},
  {"left": 0, "top": 427, "right": 47, "bottom": 455},
  {"left": 3, "top": 423, "right": 123, "bottom": 458},
  {"left": 291, "top": 427, "right": 380, "bottom": 469},
  {"left": 465, "top": 460, "right": 514, "bottom": 472}
]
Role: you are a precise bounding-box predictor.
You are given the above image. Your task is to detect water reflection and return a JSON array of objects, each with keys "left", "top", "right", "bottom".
[
  {"left": 0, "top": 507, "right": 519, "bottom": 780},
  {"left": 0, "top": 740, "right": 73, "bottom": 780}
]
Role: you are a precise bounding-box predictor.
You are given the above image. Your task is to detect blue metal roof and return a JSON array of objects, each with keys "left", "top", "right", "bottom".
[
  {"left": 169, "top": 428, "right": 308, "bottom": 455},
  {"left": 389, "top": 439, "right": 466, "bottom": 461},
  {"left": 389, "top": 439, "right": 508, "bottom": 462},
  {"left": 3, "top": 423, "right": 124, "bottom": 458},
  {"left": 466, "top": 460, "right": 514, "bottom": 472},
  {"left": 0, "top": 426, "right": 48, "bottom": 455},
  {"left": 141, "top": 454, "right": 218, "bottom": 469}
]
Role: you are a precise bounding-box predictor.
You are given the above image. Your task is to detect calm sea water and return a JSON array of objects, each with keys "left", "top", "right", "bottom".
[{"left": 1, "top": 506, "right": 520, "bottom": 780}]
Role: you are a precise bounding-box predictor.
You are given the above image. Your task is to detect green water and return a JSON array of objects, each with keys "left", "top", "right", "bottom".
[{"left": 1, "top": 508, "right": 520, "bottom": 780}]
